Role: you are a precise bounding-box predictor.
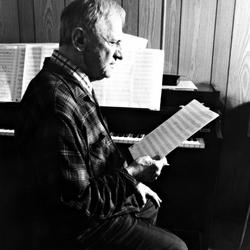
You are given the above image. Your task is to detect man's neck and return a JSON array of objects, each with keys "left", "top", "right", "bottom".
[{"left": 58, "top": 45, "right": 87, "bottom": 75}]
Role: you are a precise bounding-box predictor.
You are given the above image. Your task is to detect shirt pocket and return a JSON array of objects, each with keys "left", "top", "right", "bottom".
[{"left": 89, "top": 133, "right": 113, "bottom": 176}]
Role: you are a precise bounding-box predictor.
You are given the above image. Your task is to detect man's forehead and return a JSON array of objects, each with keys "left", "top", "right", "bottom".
[{"left": 96, "top": 14, "right": 123, "bottom": 39}]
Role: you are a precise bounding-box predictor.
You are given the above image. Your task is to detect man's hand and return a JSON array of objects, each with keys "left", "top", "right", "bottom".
[
  {"left": 126, "top": 155, "right": 168, "bottom": 182},
  {"left": 135, "top": 182, "right": 162, "bottom": 207}
]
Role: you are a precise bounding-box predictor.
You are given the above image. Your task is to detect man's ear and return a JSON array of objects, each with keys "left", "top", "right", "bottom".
[{"left": 71, "top": 27, "right": 88, "bottom": 52}]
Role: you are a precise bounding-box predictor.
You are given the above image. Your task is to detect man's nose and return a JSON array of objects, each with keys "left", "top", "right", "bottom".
[{"left": 114, "top": 48, "right": 123, "bottom": 60}]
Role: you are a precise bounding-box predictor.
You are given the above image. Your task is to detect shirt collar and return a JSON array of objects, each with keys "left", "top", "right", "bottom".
[{"left": 51, "top": 50, "right": 93, "bottom": 94}]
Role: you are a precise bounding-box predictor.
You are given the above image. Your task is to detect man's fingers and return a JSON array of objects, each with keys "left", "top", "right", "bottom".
[
  {"left": 161, "top": 156, "right": 169, "bottom": 166},
  {"left": 136, "top": 183, "right": 162, "bottom": 207},
  {"left": 156, "top": 156, "right": 169, "bottom": 167},
  {"left": 152, "top": 155, "right": 161, "bottom": 160},
  {"left": 140, "top": 192, "right": 147, "bottom": 205},
  {"left": 153, "top": 156, "right": 169, "bottom": 170},
  {"left": 147, "top": 190, "right": 162, "bottom": 207}
]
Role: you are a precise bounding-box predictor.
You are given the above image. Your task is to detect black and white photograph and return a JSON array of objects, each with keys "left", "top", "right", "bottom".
[{"left": 0, "top": 1, "right": 250, "bottom": 250}]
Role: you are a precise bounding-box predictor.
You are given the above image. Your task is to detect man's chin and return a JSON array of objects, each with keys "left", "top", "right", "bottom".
[
  {"left": 103, "top": 69, "right": 113, "bottom": 79},
  {"left": 93, "top": 68, "right": 114, "bottom": 81},
  {"left": 91, "top": 71, "right": 111, "bottom": 81},
  {"left": 104, "top": 73, "right": 112, "bottom": 78}
]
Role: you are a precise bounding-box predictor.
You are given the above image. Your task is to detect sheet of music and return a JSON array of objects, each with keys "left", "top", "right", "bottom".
[
  {"left": 93, "top": 48, "right": 164, "bottom": 110},
  {"left": 0, "top": 45, "right": 25, "bottom": 102},
  {"left": 0, "top": 43, "right": 58, "bottom": 102},
  {"left": 129, "top": 99, "right": 219, "bottom": 159},
  {"left": 1, "top": 34, "right": 149, "bottom": 104},
  {"left": 22, "top": 45, "right": 42, "bottom": 98},
  {"left": 22, "top": 43, "right": 57, "bottom": 97}
]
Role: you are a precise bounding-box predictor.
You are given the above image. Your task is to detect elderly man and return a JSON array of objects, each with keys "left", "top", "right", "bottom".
[{"left": 16, "top": 0, "right": 187, "bottom": 250}]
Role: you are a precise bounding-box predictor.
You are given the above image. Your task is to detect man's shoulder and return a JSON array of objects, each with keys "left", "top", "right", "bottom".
[
  {"left": 22, "top": 60, "right": 92, "bottom": 118},
  {"left": 23, "top": 68, "right": 63, "bottom": 104},
  {"left": 39, "top": 70, "right": 87, "bottom": 116},
  {"left": 20, "top": 65, "right": 70, "bottom": 111}
]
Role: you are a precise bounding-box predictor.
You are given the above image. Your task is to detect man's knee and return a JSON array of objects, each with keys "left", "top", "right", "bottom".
[
  {"left": 159, "top": 231, "right": 188, "bottom": 250},
  {"left": 169, "top": 238, "right": 188, "bottom": 250}
]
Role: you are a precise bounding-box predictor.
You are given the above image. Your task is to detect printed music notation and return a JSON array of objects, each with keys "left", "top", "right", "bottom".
[
  {"left": 0, "top": 43, "right": 58, "bottom": 102},
  {"left": 93, "top": 48, "right": 164, "bottom": 110},
  {"left": 92, "top": 33, "right": 164, "bottom": 111},
  {"left": 0, "top": 46, "right": 25, "bottom": 102},
  {"left": 129, "top": 99, "right": 219, "bottom": 159}
]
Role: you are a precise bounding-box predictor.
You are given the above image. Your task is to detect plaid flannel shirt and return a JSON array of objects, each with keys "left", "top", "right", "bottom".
[{"left": 16, "top": 53, "right": 141, "bottom": 229}]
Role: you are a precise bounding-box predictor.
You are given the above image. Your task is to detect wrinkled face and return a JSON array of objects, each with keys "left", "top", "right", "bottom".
[{"left": 84, "top": 14, "right": 123, "bottom": 81}]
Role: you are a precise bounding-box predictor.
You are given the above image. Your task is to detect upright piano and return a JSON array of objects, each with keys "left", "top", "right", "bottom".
[{"left": 0, "top": 75, "right": 221, "bottom": 250}]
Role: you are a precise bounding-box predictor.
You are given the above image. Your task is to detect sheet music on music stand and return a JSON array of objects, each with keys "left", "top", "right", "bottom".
[
  {"left": 0, "top": 43, "right": 58, "bottom": 102},
  {"left": 93, "top": 48, "right": 164, "bottom": 110},
  {"left": 93, "top": 33, "right": 164, "bottom": 110},
  {"left": 0, "top": 34, "right": 156, "bottom": 106},
  {"left": 0, "top": 45, "right": 25, "bottom": 102},
  {"left": 129, "top": 99, "right": 219, "bottom": 159}
]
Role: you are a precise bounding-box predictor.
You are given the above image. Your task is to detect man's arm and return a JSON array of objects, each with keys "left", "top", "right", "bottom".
[{"left": 52, "top": 111, "right": 140, "bottom": 219}]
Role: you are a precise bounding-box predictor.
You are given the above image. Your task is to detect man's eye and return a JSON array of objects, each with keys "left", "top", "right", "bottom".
[
  {"left": 109, "top": 41, "right": 117, "bottom": 46},
  {"left": 109, "top": 40, "right": 121, "bottom": 47}
]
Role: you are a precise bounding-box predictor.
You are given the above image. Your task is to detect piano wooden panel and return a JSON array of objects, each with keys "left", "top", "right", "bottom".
[
  {"left": 161, "top": 82, "right": 221, "bottom": 110},
  {"left": 0, "top": 132, "right": 29, "bottom": 249},
  {"left": 154, "top": 138, "right": 220, "bottom": 250}
]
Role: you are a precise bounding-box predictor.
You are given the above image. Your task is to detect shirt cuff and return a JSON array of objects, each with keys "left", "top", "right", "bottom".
[{"left": 118, "top": 168, "right": 138, "bottom": 186}]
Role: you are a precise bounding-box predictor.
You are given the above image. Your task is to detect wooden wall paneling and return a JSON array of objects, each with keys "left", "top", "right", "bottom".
[
  {"left": 65, "top": 0, "right": 123, "bottom": 7},
  {"left": 216, "top": 0, "right": 250, "bottom": 218},
  {"left": 33, "top": 0, "right": 65, "bottom": 42},
  {"left": 17, "top": 0, "right": 35, "bottom": 42},
  {"left": 227, "top": 0, "right": 250, "bottom": 108},
  {"left": 122, "top": 0, "right": 139, "bottom": 36},
  {"left": 0, "top": 0, "right": 20, "bottom": 43},
  {"left": 178, "top": 0, "right": 217, "bottom": 84},
  {"left": 163, "top": 0, "right": 181, "bottom": 74},
  {"left": 211, "top": 0, "right": 235, "bottom": 106},
  {"left": 210, "top": 0, "right": 236, "bottom": 217},
  {"left": 138, "top": 0, "right": 163, "bottom": 49}
]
